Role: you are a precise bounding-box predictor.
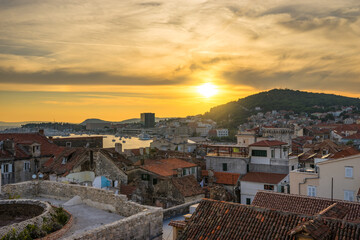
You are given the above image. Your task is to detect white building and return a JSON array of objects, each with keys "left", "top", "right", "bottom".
[
  {"left": 240, "top": 172, "right": 288, "bottom": 205},
  {"left": 216, "top": 129, "right": 229, "bottom": 137}
]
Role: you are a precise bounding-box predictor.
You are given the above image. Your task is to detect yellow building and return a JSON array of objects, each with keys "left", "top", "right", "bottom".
[{"left": 290, "top": 153, "right": 360, "bottom": 202}]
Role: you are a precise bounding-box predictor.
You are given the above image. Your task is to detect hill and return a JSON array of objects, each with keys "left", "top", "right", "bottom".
[
  {"left": 80, "top": 118, "right": 110, "bottom": 126},
  {"left": 202, "top": 89, "right": 360, "bottom": 128}
]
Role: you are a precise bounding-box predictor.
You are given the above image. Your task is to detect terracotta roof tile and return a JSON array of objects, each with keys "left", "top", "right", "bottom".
[
  {"left": 202, "top": 170, "right": 240, "bottom": 185},
  {"left": 0, "top": 133, "right": 61, "bottom": 158},
  {"left": 241, "top": 172, "right": 287, "bottom": 184},
  {"left": 252, "top": 191, "right": 360, "bottom": 221},
  {"left": 249, "top": 140, "right": 287, "bottom": 147},
  {"left": 171, "top": 175, "right": 204, "bottom": 197},
  {"left": 178, "top": 199, "right": 360, "bottom": 240},
  {"left": 330, "top": 147, "right": 360, "bottom": 159},
  {"left": 139, "top": 158, "right": 197, "bottom": 177}
]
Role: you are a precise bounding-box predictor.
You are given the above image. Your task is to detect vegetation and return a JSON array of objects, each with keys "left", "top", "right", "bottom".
[
  {"left": 22, "top": 122, "right": 85, "bottom": 131},
  {"left": 0, "top": 207, "right": 69, "bottom": 240},
  {"left": 202, "top": 89, "right": 360, "bottom": 129}
]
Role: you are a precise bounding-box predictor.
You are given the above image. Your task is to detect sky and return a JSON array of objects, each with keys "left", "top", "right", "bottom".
[{"left": 0, "top": 0, "right": 360, "bottom": 123}]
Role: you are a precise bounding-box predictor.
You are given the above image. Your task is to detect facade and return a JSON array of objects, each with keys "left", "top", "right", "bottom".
[
  {"left": 140, "top": 112, "right": 155, "bottom": 128},
  {"left": 0, "top": 132, "right": 62, "bottom": 185},
  {"left": 249, "top": 140, "right": 291, "bottom": 174},
  {"left": 215, "top": 129, "right": 229, "bottom": 137},
  {"left": 240, "top": 172, "right": 288, "bottom": 205},
  {"left": 290, "top": 153, "right": 360, "bottom": 202}
]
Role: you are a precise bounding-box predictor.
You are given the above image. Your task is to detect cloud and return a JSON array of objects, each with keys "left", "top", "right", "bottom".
[
  {"left": 223, "top": 67, "right": 360, "bottom": 93},
  {"left": 0, "top": 68, "right": 188, "bottom": 85}
]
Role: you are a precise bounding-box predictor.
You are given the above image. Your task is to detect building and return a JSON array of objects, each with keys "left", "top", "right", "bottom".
[
  {"left": 52, "top": 136, "right": 103, "bottom": 148},
  {"left": 140, "top": 113, "right": 155, "bottom": 128},
  {"left": 290, "top": 153, "right": 360, "bottom": 201},
  {"left": 0, "top": 132, "right": 62, "bottom": 185},
  {"left": 239, "top": 172, "right": 288, "bottom": 205},
  {"left": 41, "top": 147, "right": 130, "bottom": 186},
  {"left": 248, "top": 140, "right": 292, "bottom": 174},
  {"left": 173, "top": 198, "right": 360, "bottom": 239}
]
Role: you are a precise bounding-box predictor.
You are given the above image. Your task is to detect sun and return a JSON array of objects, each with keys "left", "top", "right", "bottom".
[{"left": 197, "top": 83, "right": 218, "bottom": 98}]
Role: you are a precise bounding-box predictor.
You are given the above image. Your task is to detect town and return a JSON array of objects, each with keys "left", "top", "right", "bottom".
[{"left": 1, "top": 99, "right": 360, "bottom": 239}]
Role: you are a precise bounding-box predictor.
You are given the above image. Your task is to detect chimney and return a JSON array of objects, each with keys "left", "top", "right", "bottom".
[
  {"left": 139, "top": 148, "right": 144, "bottom": 155},
  {"left": 115, "top": 143, "right": 122, "bottom": 153},
  {"left": 39, "top": 129, "right": 44, "bottom": 135}
]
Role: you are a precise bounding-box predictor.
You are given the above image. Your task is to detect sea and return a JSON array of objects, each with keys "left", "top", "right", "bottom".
[{"left": 54, "top": 134, "right": 153, "bottom": 149}]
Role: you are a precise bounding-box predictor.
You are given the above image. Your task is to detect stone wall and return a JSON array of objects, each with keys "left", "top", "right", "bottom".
[
  {"left": 0, "top": 199, "right": 53, "bottom": 238},
  {"left": 163, "top": 199, "right": 201, "bottom": 220},
  {"left": 3, "top": 181, "right": 163, "bottom": 239}
]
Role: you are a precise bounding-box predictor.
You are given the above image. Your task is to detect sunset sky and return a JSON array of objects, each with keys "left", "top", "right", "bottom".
[{"left": 1, "top": 0, "right": 359, "bottom": 122}]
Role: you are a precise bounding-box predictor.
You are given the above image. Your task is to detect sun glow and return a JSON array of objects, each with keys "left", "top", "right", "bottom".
[{"left": 197, "top": 83, "right": 218, "bottom": 98}]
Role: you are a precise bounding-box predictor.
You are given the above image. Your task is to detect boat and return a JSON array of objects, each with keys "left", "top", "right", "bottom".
[
  {"left": 122, "top": 140, "right": 126, "bottom": 143},
  {"left": 138, "top": 132, "right": 151, "bottom": 140},
  {"left": 112, "top": 139, "right": 116, "bottom": 142}
]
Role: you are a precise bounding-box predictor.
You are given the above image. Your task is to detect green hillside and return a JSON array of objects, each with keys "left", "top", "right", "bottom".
[{"left": 203, "top": 89, "right": 360, "bottom": 128}]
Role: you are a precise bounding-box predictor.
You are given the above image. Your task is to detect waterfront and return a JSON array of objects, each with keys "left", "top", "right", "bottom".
[{"left": 54, "top": 134, "right": 152, "bottom": 149}]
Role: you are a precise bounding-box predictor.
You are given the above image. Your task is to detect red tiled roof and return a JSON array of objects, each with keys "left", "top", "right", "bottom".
[
  {"left": 178, "top": 199, "right": 360, "bottom": 240},
  {"left": 202, "top": 170, "right": 240, "bottom": 185},
  {"left": 241, "top": 172, "right": 287, "bottom": 184},
  {"left": 169, "top": 220, "right": 186, "bottom": 229},
  {"left": 252, "top": 191, "right": 360, "bottom": 221},
  {"left": 330, "top": 147, "right": 360, "bottom": 159},
  {"left": 0, "top": 133, "right": 61, "bottom": 157},
  {"left": 139, "top": 158, "right": 197, "bottom": 177},
  {"left": 41, "top": 147, "right": 88, "bottom": 176},
  {"left": 249, "top": 140, "right": 287, "bottom": 147},
  {"left": 171, "top": 175, "right": 204, "bottom": 197}
]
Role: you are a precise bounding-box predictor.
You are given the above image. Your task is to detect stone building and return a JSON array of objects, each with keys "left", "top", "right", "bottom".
[
  {"left": 52, "top": 136, "right": 103, "bottom": 148},
  {"left": 0, "top": 132, "right": 62, "bottom": 185}
]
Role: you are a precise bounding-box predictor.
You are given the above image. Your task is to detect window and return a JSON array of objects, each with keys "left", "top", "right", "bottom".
[
  {"left": 191, "top": 167, "right": 195, "bottom": 174},
  {"left": 222, "top": 163, "right": 228, "bottom": 171},
  {"left": 1, "top": 163, "right": 12, "bottom": 173},
  {"left": 183, "top": 169, "right": 187, "bottom": 176},
  {"left": 153, "top": 178, "right": 158, "bottom": 185},
  {"left": 62, "top": 157, "right": 67, "bottom": 165},
  {"left": 271, "top": 149, "right": 275, "bottom": 158},
  {"left": 307, "top": 186, "right": 317, "bottom": 197},
  {"left": 291, "top": 165, "right": 295, "bottom": 171},
  {"left": 344, "top": 190, "right": 354, "bottom": 201},
  {"left": 141, "top": 174, "right": 150, "bottom": 181},
  {"left": 66, "top": 142, "right": 72, "bottom": 148},
  {"left": 251, "top": 150, "right": 267, "bottom": 157},
  {"left": 345, "top": 167, "right": 353, "bottom": 178},
  {"left": 24, "top": 161, "right": 30, "bottom": 171},
  {"left": 246, "top": 198, "right": 251, "bottom": 205},
  {"left": 281, "top": 186, "right": 285, "bottom": 193},
  {"left": 264, "top": 184, "right": 274, "bottom": 191}
]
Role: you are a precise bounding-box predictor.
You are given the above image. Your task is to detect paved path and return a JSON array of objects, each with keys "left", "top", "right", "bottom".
[{"left": 33, "top": 197, "right": 124, "bottom": 239}]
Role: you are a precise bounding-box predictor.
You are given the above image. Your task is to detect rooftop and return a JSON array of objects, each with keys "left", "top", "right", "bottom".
[
  {"left": 137, "top": 158, "right": 197, "bottom": 177},
  {"left": 178, "top": 199, "right": 360, "bottom": 240},
  {"left": 240, "top": 172, "right": 287, "bottom": 184},
  {"left": 252, "top": 191, "right": 360, "bottom": 221},
  {"left": 249, "top": 140, "right": 287, "bottom": 147},
  {"left": 171, "top": 175, "right": 204, "bottom": 197}
]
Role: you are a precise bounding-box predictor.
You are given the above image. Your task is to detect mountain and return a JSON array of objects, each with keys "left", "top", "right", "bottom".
[
  {"left": 80, "top": 118, "right": 110, "bottom": 126},
  {"left": 202, "top": 89, "right": 360, "bottom": 128}
]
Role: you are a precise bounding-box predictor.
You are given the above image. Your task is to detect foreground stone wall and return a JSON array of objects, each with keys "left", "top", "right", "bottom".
[
  {"left": 3, "top": 181, "right": 163, "bottom": 240},
  {"left": 0, "top": 199, "right": 53, "bottom": 238},
  {"left": 163, "top": 199, "right": 201, "bottom": 220}
]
